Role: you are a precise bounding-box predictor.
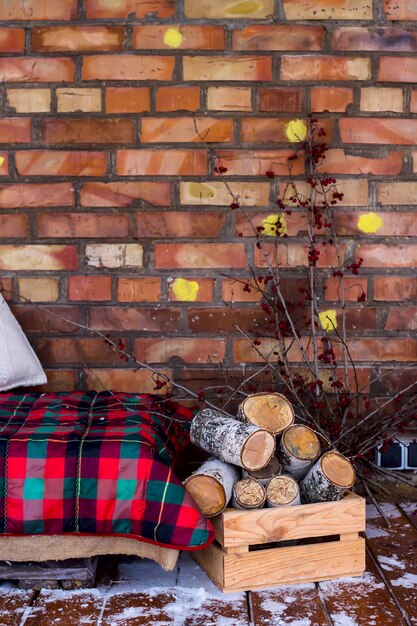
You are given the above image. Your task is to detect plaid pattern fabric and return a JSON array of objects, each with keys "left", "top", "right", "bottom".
[{"left": 0, "top": 392, "right": 213, "bottom": 550}]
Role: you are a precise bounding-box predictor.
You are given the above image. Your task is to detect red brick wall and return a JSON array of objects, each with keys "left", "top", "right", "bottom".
[{"left": 0, "top": 0, "right": 416, "bottom": 394}]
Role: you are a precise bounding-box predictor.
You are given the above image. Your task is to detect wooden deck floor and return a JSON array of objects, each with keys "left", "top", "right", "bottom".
[{"left": 0, "top": 502, "right": 416, "bottom": 626}]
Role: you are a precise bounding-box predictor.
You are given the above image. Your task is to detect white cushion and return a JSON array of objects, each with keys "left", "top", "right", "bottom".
[{"left": 0, "top": 293, "right": 47, "bottom": 391}]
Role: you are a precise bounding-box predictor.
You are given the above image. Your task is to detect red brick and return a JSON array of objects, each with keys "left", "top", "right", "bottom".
[
  {"left": 0, "top": 183, "right": 73, "bottom": 209},
  {"left": 16, "top": 151, "right": 107, "bottom": 177},
  {"left": 0, "top": 277, "right": 12, "bottom": 300},
  {"left": 379, "top": 57, "right": 417, "bottom": 82},
  {"left": 155, "top": 243, "right": 247, "bottom": 269},
  {"left": 18, "top": 277, "right": 59, "bottom": 302},
  {"left": 222, "top": 278, "right": 263, "bottom": 302},
  {"left": 278, "top": 180, "right": 369, "bottom": 206},
  {"left": 0, "top": 58, "right": 73, "bottom": 82},
  {"left": 0, "top": 28, "right": 25, "bottom": 52},
  {"left": 233, "top": 25, "right": 325, "bottom": 51},
  {"left": 117, "top": 150, "right": 207, "bottom": 176},
  {"left": 57, "top": 88, "right": 101, "bottom": 113},
  {"left": 84, "top": 368, "right": 173, "bottom": 394},
  {"left": 0, "top": 246, "right": 78, "bottom": 271},
  {"left": 281, "top": 56, "right": 371, "bottom": 81},
  {"left": 254, "top": 242, "right": 341, "bottom": 268},
  {"left": 0, "top": 0, "right": 77, "bottom": 19},
  {"left": 183, "top": 56, "right": 272, "bottom": 82},
  {"left": 168, "top": 278, "right": 213, "bottom": 302},
  {"left": 80, "top": 182, "right": 171, "bottom": 207},
  {"left": 106, "top": 88, "right": 150, "bottom": 113},
  {"left": 89, "top": 307, "right": 179, "bottom": 332},
  {"left": 216, "top": 149, "right": 304, "bottom": 176},
  {"left": 86, "top": 244, "right": 142, "bottom": 269},
  {"left": 188, "top": 307, "right": 271, "bottom": 334},
  {"left": 135, "top": 338, "right": 226, "bottom": 364},
  {"left": 284, "top": 0, "right": 372, "bottom": 19},
  {"left": 385, "top": 307, "right": 417, "bottom": 331},
  {"left": 32, "top": 26, "right": 124, "bottom": 52},
  {"left": 7, "top": 89, "right": 51, "bottom": 113},
  {"left": 118, "top": 278, "right": 161, "bottom": 303},
  {"left": 374, "top": 277, "right": 417, "bottom": 301},
  {"left": 324, "top": 276, "right": 368, "bottom": 302},
  {"left": 379, "top": 182, "right": 417, "bottom": 205},
  {"left": 68, "top": 276, "right": 112, "bottom": 301},
  {"left": 184, "top": 0, "right": 274, "bottom": 18},
  {"left": 82, "top": 55, "right": 174, "bottom": 81},
  {"left": 35, "top": 338, "right": 124, "bottom": 366},
  {"left": 11, "top": 305, "right": 81, "bottom": 333},
  {"left": 311, "top": 87, "right": 353, "bottom": 112},
  {"left": 207, "top": 87, "right": 251, "bottom": 112},
  {"left": 317, "top": 149, "right": 403, "bottom": 176},
  {"left": 334, "top": 211, "right": 417, "bottom": 237},
  {"left": 0, "top": 118, "right": 31, "bottom": 143},
  {"left": 340, "top": 118, "right": 417, "bottom": 145},
  {"left": 241, "top": 117, "right": 333, "bottom": 144},
  {"left": 136, "top": 211, "right": 224, "bottom": 238},
  {"left": 359, "top": 244, "right": 417, "bottom": 268},
  {"left": 86, "top": 0, "right": 176, "bottom": 18},
  {"left": 0, "top": 214, "right": 28, "bottom": 238},
  {"left": 37, "top": 370, "right": 76, "bottom": 392},
  {"left": 42, "top": 118, "right": 134, "bottom": 145},
  {"left": 333, "top": 27, "right": 417, "bottom": 52},
  {"left": 156, "top": 86, "right": 200, "bottom": 112},
  {"left": 360, "top": 87, "right": 403, "bottom": 113},
  {"left": 384, "top": 0, "right": 417, "bottom": 20},
  {"left": 348, "top": 338, "right": 417, "bottom": 362},
  {"left": 141, "top": 117, "right": 233, "bottom": 143},
  {"left": 134, "top": 25, "right": 224, "bottom": 50},
  {"left": 38, "top": 213, "right": 129, "bottom": 239},
  {"left": 259, "top": 88, "right": 302, "bottom": 112}
]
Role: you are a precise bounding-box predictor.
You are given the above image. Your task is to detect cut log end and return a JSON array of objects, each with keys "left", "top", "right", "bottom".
[
  {"left": 184, "top": 475, "right": 226, "bottom": 517},
  {"left": 241, "top": 429, "right": 275, "bottom": 471},
  {"left": 282, "top": 425, "right": 321, "bottom": 461},
  {"left": 243, "top": 456, "right": 281, "bottom": 484},
  {"left": 239, "top": 393, "right": 294, "bottom": 435},
  {"left": 266, "top": 475, "right": 300, "bottom": 507},
  {"left": 233, "top": 478, "right": 266, "bottom": 510},
  {"left": 321, "top": 452, "right": 355, "bottom": 488}
]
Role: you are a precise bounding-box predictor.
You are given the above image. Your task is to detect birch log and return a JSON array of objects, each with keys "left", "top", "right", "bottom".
[
  {"left": 190, "top": 408, "right": 275, "bottom": 471},
  {"left": 300, "top": 451, "right": 356, "bottom": 503},
  {"left": 184, "top": 458, "right": 240, "bottom": 517},
  {"left": 242, "top": 455, "right": 282, "bottom": 486},
  {"left": 278, "top": 425, "right": 321, "bottom": 480},
  {"left": 266, "top": 475, "right": 301, "bottom": 507},
  {"left": 237, "top": 392, "right": 295, "bottom": 435},
  {"left": 232, "top": 478, "right": 266, "bottom": 510}
]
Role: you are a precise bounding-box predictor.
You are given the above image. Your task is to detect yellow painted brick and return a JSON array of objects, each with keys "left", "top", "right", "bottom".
[
  {"left": 6, "top": 88, "right": 50, "bottom": 113},
  {"left": 184, "top": 0, "right": 274, "bottom": 18},
  {"left": 57, "top": 88, "right": 102, "bottom": 113},
  {"left": 180, "top": 181, "right": 270, "bottom": 206},
  {"left": 360, "top": 87, "right": 403, "bottom": 113},
  {"left": 207, "top": 87, "right": 252, "bottom": 111},
  {"left": 18, "top": 277, "right": 59, "bottom": 302}
]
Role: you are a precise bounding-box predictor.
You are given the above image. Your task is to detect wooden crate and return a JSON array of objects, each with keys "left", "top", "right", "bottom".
[{"left": 194, "top": 492, "right": 366, "bottom": 593}]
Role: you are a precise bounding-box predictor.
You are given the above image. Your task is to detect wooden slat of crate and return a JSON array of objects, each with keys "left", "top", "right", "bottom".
[
  {"left": 213, "top": 492, "right": 365, "bottom": 548},
  {"left": 195, "top": 537, "right": 365, "bottom": 593}
]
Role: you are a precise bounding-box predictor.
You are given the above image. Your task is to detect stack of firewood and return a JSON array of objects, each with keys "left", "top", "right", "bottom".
[{"left": 184, "top": 393, "right": 355, "bottom": 517}]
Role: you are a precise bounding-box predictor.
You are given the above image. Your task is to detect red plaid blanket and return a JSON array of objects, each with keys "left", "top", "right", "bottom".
[{"left": 0, "top": 392, "right": 213, "bottom": 551}]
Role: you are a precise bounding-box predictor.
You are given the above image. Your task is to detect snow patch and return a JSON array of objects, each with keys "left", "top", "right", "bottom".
[
  {"left": 377, "top": 555, "right": 405, "bottom": 572},
  {"left": 331, "top": 613, "right": 359, "bottom": 626},
  {"left": 391, "top": 573, "right": 417, "bottom": 588},
  {"left": 365, "top": 524, "right": 389, "bottom": 539}
]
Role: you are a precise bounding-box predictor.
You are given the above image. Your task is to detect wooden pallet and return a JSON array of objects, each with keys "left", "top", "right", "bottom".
[
  {"left": 0, "top": 557, "right": 99, "bottom": 590},
  {"left": 195, "top": 491, "right": 366, "bottom": 592}
]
